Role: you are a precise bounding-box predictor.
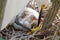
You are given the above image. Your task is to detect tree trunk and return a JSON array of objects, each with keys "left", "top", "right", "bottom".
[
  {"left": 0, "top": 0, "right": 7, "bottom": 28},
  {"left": 41, "top": 0, "right": 60, "bottom": 31}
]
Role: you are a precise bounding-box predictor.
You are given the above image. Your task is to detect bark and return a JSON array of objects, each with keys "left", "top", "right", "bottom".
[{"left": 41, "top": 0, "right": 60, "bottom": 30}]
